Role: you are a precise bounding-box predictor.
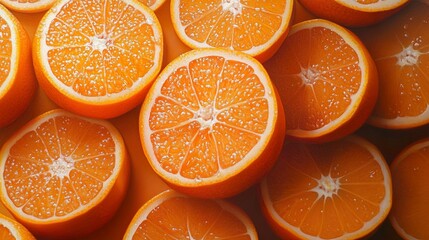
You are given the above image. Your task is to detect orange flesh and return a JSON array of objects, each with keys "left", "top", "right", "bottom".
[
  {"left": 0, "top": 225, "right": 15, "bottom": 240},
  {"left": 3, "top": 115, "right": 116, "bottom": 219},
  {"left": 132, "top": 196, "right": 252, "bottom": 239},
  {"left": 148, "top": 55, "right": 268, "bottom": 179},
  {"left": 266, "top": 140, "right": 387, "bottom": 239},
  {"left": 266, "top": 25, "right": 361, "bottom": 131},
  {"left": 0, "top": 15, "right": 11, "bottom": 88},
  {"left": 358, "top": 2, "right": 429, "bottom": 121},
  {"left": 391, "top": 146, "right": 429, "bottom": 239},
  {"left": 44, "top": 0, "right": 157, "bottom": 97},
  {"left": 177, "top": 0, "right": 286, "bottom": 51}
]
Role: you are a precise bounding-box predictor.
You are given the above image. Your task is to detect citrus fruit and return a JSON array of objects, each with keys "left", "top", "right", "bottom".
[
  {"left": 0, "top": 213, "right": 36, "bottom": 240},
  {"left": 32, "top": 0, "right": 163, "bottom": 119},
  {"left": 298, "top": 0, "right": 410, "bottom": 27},
  {"left": 264, "top": 19, "right": 378, "bottom": 143},
  {"left": 389, "top": 138, "right": 429, "bottom": 239},
  {"left": 170, "top": 0, "right": 294, "bottom": 62},
  {"left": 139, "top": 48, "right": 286, "bottom": 199},
  {"left": 259, "top": 135, "right": 392, "bottom": 239},
  {"left": 356, "top": 1, "right": 429, "bottom": 129},
  {"left": 123, "top": 190, "right": 258, "bottom": 239},
  {"left": 141, "top": 0, "right": 166, "bottom": 10},
  {"left": 0, "top": 0, "right": 56, "bottom": 13},
  {"left": 0, "top": 4, "right": 37, "bottom": 128},
  {"left": 0, "top": 109, "right": 130, "bottom": 239}
]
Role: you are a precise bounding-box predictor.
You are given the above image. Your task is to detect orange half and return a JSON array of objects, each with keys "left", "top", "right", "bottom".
[
  {"left": 0, "top": 213, "right": 36, "bottom": 240},
  {"left": 0, "top": 4, "right": 37, "bottom": 128},
  {"left": 264, "top": 19, "right": 378, "bottom": 143},
  {"left": 0, "top": 0, "right": 56, "bottom": 13},
  {"left": 260, "top": 135, "right": 392, "bottom": 239},
  {"left": 123, "top": 190, "right": 258, "bottom": 239},
  {"left": 0, "top": 109, "right": 130, "bottom": 239},
  {"left": 390, "top": 138, "right": 429, "bottom": 240},
  {"left": 140, "top": 48, "right": 285, "bottom": 198},
  {"left": 33, "top": 0, "right": 163, "bottom": 119},
  {"left": 170, "top": 0, "right": 294, "bottom": 62}
]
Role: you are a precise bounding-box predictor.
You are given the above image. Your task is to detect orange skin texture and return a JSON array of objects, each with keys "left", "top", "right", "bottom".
[
  {"left": 143, "top": 88, "right": 286, "bottom": 199},
  {"left": 298, "top": 0, "right": 410, "bottom": 27},
  {"left": 0, "top": 10, "right": 37, "bottom": 128}
]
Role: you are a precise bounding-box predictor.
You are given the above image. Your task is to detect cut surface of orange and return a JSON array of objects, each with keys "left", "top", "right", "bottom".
[
  {"left": 140, "top": 0, "right": 166, "bottom": 10},
  {"left": 33, "top": 0, "right": 163, "bottom": 119},
  {"left": 139, "top": 48, "right": 285, "bottom": 198},
  {"left": 170, "top": 0, "right": 294, "bottom": 62},
  {"left": 264, "top": 19, "right": 378, "bottom": 143},
  {"left": 0, "top": 0, "right": 56, "bottom": 13},
  {"left": 123, "top": 190, "right": 258, "bottom": 239},
  {"left": 0, "top": 4, "right": 37, "bottom": 128},
  {"left": 0, "top": 213, "right": 36, "bottom": 240},
  {"left": 259, "top": 135, "right": 392, "bottom": 240},
  {"left": 356, "top": 1, "right": 429, "bottom": 129},
  {"left": 0, "top": 109, "right": 130, "bottom": 239},
  {"left": 298, "top": 0, "right": 410, "bottom": 27},
  {"left": 389, "top": 138, "right": 429, "bottom": 240}
]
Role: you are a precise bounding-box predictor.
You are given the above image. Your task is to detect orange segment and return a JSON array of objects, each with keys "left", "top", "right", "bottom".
[
  {"left": 0, "top": 109, "right": 129, "bottom": 239},
  {"left": 356, "top": 1, "right": 429, "bottom": 129},
  {"left": 260, "top": 135, "right": 392, "bottom": 239},
  {"left": 140, "top": 48, "right": 285, "bottom": 198},
  {"left": 140, "top": 0, "right": 166, "bottom": 10},
  {"left": 170, "top": 0, "right": 294, "bottom": 62},
  {"left": 33, "top": 0, "right": 163, "bottom": 119},
  {"left": 298, "top": 0, "right": 410, "bottom": 27},
  {"left": 123, "top": 190, "right": 258, "bottom": 239},
  {"left": 264, "top": 19, "right": 378, "bottom": 143},
  {"left": 390, "top": 138, "right": 429, "bottom": 239},
  {"left": 0, "top": 4, "right": 37, "bottom": 128},
  {"left": 0, "top": 213, "right": 36, "bottom": 240},
  {"left": 0, "top": 0, "right": 56, "bottom": 13}
]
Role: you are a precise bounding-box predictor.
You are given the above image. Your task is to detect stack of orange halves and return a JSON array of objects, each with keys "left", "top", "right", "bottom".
[{"left": 0, "top": 0, "right": 428, "bottom": 239}]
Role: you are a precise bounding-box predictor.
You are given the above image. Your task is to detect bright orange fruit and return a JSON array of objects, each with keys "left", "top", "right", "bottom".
[
  {"left": 390, "top": 138, "right": 429, "bottom": 240},
  {"left": 298, "top": 0, "right": 410, "bottom": 27},
  {"left": 0, "top": 4, "right": 37, "bottom": 128},
  {"left": 264, "top": 19, "right": 378, "bottom": 143},
  {"left": 33, "top": 0, "right": 163, "bottom": 119},
  {"left": 0, "top": 0, "right": 56, "bottom": 13},
  {"left": 356, "top": 1, "right": 429, "bottom": 129},
  {"left": 170, "top": 0, "right": 294, "bottom": 62},
  {"left": 123, "top": 190, "right": 258, "bottom": 239},
  {"left": 0, "top": 213, "right": 36, "bottom": 240},
  {"left": 260, "top": 135, "right": 392, "bottom": 239},
  {"left": 139, "top": 48, "right": 285, "bottom": 198},
  {"left": 0, "top": 109, "right": 130, "bottom": 239}
]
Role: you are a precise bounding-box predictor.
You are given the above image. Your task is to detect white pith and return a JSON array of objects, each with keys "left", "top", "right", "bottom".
[{"left": 336, "top": 0, "right": 408, "bottom": 12}]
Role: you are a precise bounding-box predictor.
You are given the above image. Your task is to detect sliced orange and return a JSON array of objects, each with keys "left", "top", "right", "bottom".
[
  {"left": 0, "top": 109, "right": 130, "bottom": 239},
  {"left": 123, "top": 189, "right": 258, "bottom": 239},
  {"left": 389, "top": 138, "right": 429, "bottom": 239},
  {"left": 0, "top": 4, "right": 37, "bottom": 128},
  {"left": 259, "top": 135, "right": 392, "bottom": 239},
  {"left": 170, "top": 0, "right": 294, "bottom": 62},
  {"left": 298, "top": 0, "right": 410, "bottom": 27},
  {"left": 0, "top": 213, "right": 36, "bottom": 240},
  {"left": 33, "top": 0, "right": 163, "bottom": 119},
  {"left": 356, "top": 1, "right": 429, "bottom": 129},
  {"left": 264, "top": 19, "right": 378, "bottom": 143},
  {"left": 139, "top": 48, "right": 285, "bottom": 198},
  {"left": 0, "top": 0, "right": 56, "bottom": 13},
  {"left": 140, "top": 0, "right": 166, "bottom": 10}
]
